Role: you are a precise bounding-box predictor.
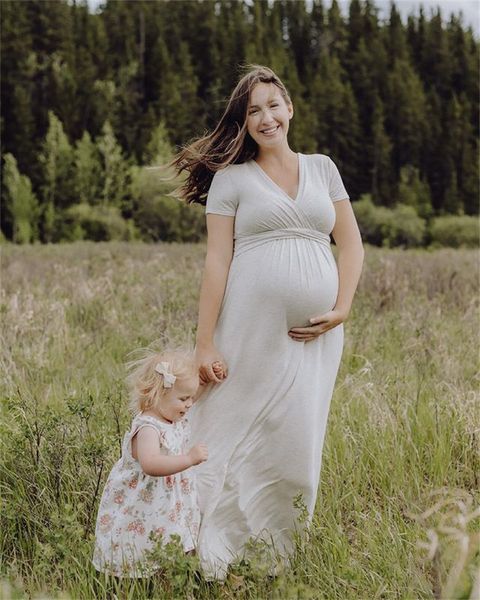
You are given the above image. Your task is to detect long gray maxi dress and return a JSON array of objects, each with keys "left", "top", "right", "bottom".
[{"left": 190, "top": 153, "right": 350, "bottom": 579}]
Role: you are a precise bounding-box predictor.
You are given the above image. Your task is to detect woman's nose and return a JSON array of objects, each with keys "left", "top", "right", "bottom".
[{"left": 260, "top": 109, "right": 275, "bottom": 123}]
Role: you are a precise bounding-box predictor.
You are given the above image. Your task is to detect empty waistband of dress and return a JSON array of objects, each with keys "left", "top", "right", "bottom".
[{"left": 234, "top": 228, "right": 331, "bottom": 256}]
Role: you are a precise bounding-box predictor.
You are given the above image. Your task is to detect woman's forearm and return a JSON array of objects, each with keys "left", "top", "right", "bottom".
[
  {"left": 334, "top": 245, "right": 364, "bottom": 317},
  {"left": 195, "top": 254, "right": 232, "bottom": 348}
]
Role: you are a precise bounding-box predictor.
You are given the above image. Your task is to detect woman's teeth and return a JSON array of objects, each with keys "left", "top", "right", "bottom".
[{"left": 261, "top": 125, "right": 279, "bottom": 136}]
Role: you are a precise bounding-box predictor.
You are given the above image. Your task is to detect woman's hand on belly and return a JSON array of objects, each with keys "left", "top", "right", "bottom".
[{"left": 288, "top": 309, "right": 347, "bottom": 342}]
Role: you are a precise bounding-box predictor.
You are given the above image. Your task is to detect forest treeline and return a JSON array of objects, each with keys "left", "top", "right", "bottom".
[{"left": 1, "top": 0, "right": 479, "bottom": 246}]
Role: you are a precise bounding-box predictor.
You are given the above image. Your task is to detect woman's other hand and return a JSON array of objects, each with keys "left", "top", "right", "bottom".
[{"left": 288, "top": 309, "right": 347, "bottom": 342}]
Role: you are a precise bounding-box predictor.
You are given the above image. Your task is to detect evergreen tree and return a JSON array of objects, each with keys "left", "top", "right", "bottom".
[
  {"left": 142, "top": 121, "right": 174, "bottom": 166},
  {"left": 311, "top": 54, "right": 362, "bottom": 196},
  {"left": 385, "top": 59, "right": 427, "bottom": 177},
  {"left": 397, "top": 164, "right": 433, "bottom": 219},
  {"left": 3, "top": 154, "right": 40, "bottom": 243},
  {"left": 371, "top": 94, "right": 394, "bottom": 205},
  {"left": 157, "top": 42, "right": 202, "bottom": 145},
  {"left": 73, "top": 131, "right": 102, "bottom": 204},
  {"left": 97, "top": 120, "right": 128, "bottom": 207},
  {"left": 1, "top": 0, "right": 479, "bottom": 243},
  {"left": 38, "top": 111, "right": 75, "bottom": 241}
]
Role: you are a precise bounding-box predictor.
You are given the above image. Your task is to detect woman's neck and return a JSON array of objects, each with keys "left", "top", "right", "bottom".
[{"left": 255, "top": 145, "right": 296, "bottom": 166}]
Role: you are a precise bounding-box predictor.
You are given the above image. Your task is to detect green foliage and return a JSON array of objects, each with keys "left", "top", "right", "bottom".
[
  {"left": 354, "top": 194, "right": 426, "bottom": 247},
  {"left": 97, "top": 121, "right": 129, "bottom": 207},
  {"left": 142, "top": 121, "right": 174, "bottom": 166},
  {"left": 39, "top": 111, "right": 75, "bottom": 211},
  {"left": 1, "top": 0, "right": 479, "bottom": 244},
  {"left": 353, "top": 194, "right": 393, "bottom": 246},
  {"left": 387, "top": 203, "right": 427, "bottom": 247},
  {"left": 398, "top": 164, "right": 433, "bottom": 219},
  {"left": 133, "top": 168, "right": 206, "bottom": 242},
  {"left": 73, "top": 131, "right": 102, "bottom": 205},
  {"left": 2, "top": 153, "right": 40, "bottom": 243},
  {"left": 61, "top": 203, "right": 139, "bottom": 242},
  {"left": 429, "top": 215, "right": 479, "bottom": 248}
]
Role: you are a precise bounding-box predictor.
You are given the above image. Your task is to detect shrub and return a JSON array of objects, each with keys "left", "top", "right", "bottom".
[
  {"left": 352, "top": 194, "right": 392, "bottom": 246},
  {"left": 133, "top": 167, "right": 206, "bottom": 242},
  {"left": 134, "top": 195, "right": 205, "bottom": 242},
  {"left": 387, "top": 203, "right": 426, "bottom": 247},
  {"left": 59, "top": 204, "right": 139, "bottom": 242},
  {"left": 429, "top": 215, "right": 479, "bottom": 248},
  {"left": 353, "top": 195, "right": 425, "bottom": 247}
]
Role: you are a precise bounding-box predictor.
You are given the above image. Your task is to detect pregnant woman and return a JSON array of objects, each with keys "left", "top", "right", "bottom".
[{"left": 170, "top": 65, "right": 364, "bottom": 579}]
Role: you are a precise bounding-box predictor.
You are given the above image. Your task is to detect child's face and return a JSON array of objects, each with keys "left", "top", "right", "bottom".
[{"left": 156, "top": 375, "right": 199, "bottom": 423}]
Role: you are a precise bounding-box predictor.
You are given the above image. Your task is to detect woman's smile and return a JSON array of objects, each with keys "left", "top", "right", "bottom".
[{"left": 260, "top": 124, "right": 280, "bottom": 136}]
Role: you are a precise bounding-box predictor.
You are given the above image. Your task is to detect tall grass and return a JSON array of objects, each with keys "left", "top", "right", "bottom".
[{"left": 1, "top": 242, "right": 478, "bottom": 599}]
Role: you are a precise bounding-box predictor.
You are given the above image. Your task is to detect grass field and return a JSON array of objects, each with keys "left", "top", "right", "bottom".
[{"left": 1, "top": 241, "right": 479, "bottom": 600}]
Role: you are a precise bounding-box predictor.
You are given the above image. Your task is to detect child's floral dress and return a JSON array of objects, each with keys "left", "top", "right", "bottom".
[{"left": 92, "top": 414, "right": 200, "bottom": 577}]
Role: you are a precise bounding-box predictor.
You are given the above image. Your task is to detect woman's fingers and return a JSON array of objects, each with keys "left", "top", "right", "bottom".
[
  {"left": 288, "top": 324, "right": 330, "bottom": 340},
  {"left": 200, "top": 363, "right": 223, "bottom": 383}
]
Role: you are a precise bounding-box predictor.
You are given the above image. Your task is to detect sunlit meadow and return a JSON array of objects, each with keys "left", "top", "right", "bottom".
[{"left": 1, "top": 242, "right": 479, "bottom": 599}]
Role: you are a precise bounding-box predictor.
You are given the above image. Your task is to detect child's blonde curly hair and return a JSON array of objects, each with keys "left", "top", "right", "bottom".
[{"left": 125, "top": 347, "right": 198, "bottom": 415}]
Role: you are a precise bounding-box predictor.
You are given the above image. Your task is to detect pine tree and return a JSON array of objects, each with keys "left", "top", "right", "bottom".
[
  {"left": 398, "top": 165, "right": 433, "bottom": 219},
  {"left": 97, "top": 120, "right": 128, "bottom": 207},
  {"left": 3, "top": 153, "right": 40, "bottom": 243},
  {"left": 385, "top": 59, "right": 427, "bottom": 177},
  {"left": 142, "top": 121, "right": 174, "bottom": 166},
  {"left": 73, "top": 131, "right": 102, "bottom": 204},
  {"left": 157, "top": 42, "right": 202, "bottom": 146},
  {"left": 39, "top": 111, "right": 75, "bottom": 242},
  {"left": 371, "top": 94, "right": 394, "bottom": 205}
]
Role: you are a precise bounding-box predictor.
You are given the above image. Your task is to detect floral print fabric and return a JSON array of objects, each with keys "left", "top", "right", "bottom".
[{"left": 92, "top": 414, "right": 200, "bottom": 577}]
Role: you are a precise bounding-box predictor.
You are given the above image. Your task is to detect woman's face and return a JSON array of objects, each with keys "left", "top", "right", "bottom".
[{"left": 246, "top": 82, "right": 293, "bottom": 149}]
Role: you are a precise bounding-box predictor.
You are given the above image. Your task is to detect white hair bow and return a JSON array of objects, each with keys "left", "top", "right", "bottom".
[{"left": 154, "top": 362, "right": 176, "bottom": 388}]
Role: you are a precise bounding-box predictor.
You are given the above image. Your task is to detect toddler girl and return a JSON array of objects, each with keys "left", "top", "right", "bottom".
[{"left": 92, "top": 348, "right": 208, "bottom": 578}]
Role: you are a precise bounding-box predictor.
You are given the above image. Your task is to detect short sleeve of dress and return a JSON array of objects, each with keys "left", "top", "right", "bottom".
[
  {"left": 327, "top": 157, "right": 350, "bottom": 202},
  {"left": 205, "top": 169, "right": 238, "bottom": 216}
]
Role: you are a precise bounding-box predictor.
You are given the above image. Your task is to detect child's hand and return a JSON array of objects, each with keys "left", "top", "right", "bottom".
[
  {"left": 212, "top": 360, "right": 227, "bottom": 379},
  {"left": 188, "top": 443, "right": 208, "bottom": 466}
]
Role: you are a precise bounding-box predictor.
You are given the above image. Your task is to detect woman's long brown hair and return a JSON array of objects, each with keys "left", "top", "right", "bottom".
[{"left": 167, "top": 64, "right": 292, "bottom": 205}]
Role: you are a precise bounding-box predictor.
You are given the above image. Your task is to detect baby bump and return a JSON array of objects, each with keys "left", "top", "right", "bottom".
[{"left": 234, "top": 239, "right": 339, "bottom": 329}]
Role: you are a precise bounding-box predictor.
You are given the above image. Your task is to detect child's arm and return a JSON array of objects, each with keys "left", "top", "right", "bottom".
[{"left": 134, "top": 427, "right": 208, "bottom": 477}]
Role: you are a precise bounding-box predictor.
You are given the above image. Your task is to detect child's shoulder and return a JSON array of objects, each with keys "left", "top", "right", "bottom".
[{"left": 133, "top": 412, "right": 171, "bottom": 430}]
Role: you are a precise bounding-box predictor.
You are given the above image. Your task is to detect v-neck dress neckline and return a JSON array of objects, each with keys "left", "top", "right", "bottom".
[{"left": 251, "top": 152, "right": 304, "bottom": 203}]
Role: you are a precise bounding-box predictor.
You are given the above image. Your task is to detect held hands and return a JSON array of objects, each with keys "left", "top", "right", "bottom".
[
  {"left": 288, "top": 309, "right": 347, "bottom": 342},
  {"left": 188, "top": 443, "right": 208, "bottom": 466},
  {"left": 196, "top": 346, "right": 228, "bottom": 384}
]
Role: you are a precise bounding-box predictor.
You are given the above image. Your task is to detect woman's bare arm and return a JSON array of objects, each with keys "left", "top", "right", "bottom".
[
  {"left": 195, "top": 214, "right": 235, "bottom": 382},
  {"left": 331, "top": 199, "right": 364, "bottom": 318}
]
